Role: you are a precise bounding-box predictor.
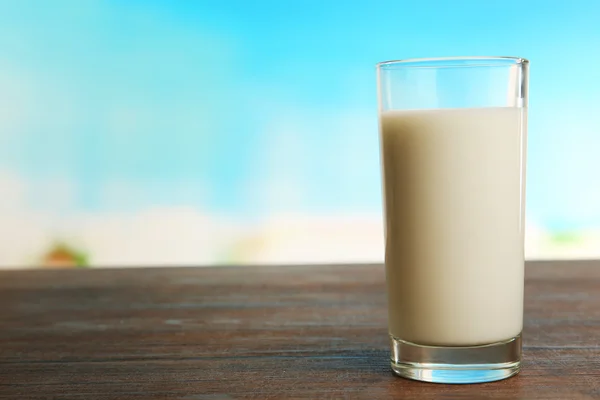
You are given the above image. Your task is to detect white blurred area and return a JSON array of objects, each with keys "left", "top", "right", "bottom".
[
  {"left": 1, "top": 169, "right": 599, "bottom": 269},
  {"left": 0, "top": 168, "right": 383, "bottom": 267}
]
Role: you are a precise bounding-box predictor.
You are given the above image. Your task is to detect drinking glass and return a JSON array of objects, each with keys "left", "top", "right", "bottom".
[{"left": 376, "top": 56, "right": 529, "bottom": 383}]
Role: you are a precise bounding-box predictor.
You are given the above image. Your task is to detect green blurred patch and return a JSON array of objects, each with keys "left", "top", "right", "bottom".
[{"left": 549, "top": 231, "right": 582, "bottom": 245}]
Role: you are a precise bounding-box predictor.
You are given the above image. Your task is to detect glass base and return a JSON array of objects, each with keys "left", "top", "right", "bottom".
[{"left": 390, "top": 334, "right": 521, "bottom": 384}]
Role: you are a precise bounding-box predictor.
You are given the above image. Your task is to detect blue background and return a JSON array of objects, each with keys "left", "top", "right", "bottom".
[{"left": 0, "top": 0, "right": 599, "bottom": 265}]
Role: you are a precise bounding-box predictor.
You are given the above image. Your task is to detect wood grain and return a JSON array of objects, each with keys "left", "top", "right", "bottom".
[{"left": 0, "top": 261, "right": 599, "bottom": 399}]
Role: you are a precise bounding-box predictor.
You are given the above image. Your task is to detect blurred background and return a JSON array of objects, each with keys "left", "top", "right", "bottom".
[{"left": 0, "top": 0, "right": 599, "bottom": 268}]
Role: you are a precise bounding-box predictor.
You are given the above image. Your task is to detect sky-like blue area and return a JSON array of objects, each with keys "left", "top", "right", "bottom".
[{"left": 0, "top": 0, "right": 598, "bottom": 230}]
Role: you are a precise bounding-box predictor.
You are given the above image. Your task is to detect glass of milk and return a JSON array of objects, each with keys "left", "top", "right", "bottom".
[{"left": 376, "top": 57, "right": 529, "bottom": 384}]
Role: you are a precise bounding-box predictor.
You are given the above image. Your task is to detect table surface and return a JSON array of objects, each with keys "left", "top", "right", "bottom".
[{"left": 1, "top": 261, "right": 599, "bottom": 399}]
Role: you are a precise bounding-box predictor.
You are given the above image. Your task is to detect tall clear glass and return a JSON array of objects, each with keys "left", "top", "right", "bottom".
[{"left": 376, "top": 57, "right": 528, "bottom": 384}]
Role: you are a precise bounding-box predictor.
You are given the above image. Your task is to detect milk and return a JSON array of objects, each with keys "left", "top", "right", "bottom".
[{"left": 380, "top": 107, "right": 526, "bottom": 346}]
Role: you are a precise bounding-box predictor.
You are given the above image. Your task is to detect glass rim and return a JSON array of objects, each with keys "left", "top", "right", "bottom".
[{"left": 377, "top": 56, "right": 529, "bottom": 69}]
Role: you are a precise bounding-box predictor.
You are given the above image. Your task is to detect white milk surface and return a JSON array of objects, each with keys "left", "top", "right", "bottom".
[{"left": 380, "top": 107, "right": 526, "bottom": 346}]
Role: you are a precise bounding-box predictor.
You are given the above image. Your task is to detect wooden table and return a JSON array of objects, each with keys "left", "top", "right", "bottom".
[{"left": 1, "top": 261, "right": 599, "bottom": 399}]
